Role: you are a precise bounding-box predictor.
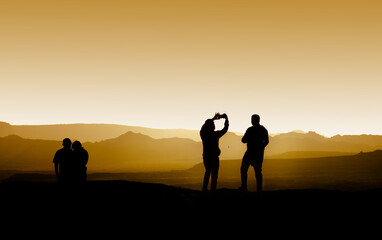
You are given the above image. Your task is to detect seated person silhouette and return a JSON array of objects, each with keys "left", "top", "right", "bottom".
[
  {"left": 53, "top": 138, "right": 73, "bottom": 183},
  {"left": 239, "top": 114, "right": 269, "bottom": 192},
  {"left": 200, "top": 113, "right": 229, "bottom": 191},
  {"left": 72, "top": 141, "right": 89, "bottom": 183}
]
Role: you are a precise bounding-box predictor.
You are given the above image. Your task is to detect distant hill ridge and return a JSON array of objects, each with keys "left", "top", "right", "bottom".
[
  {"left": 0, "top": 131, "right": 203, "bottom": 172},
  {"left": 2, "top": 121, "right": 382, "bottom": 145},
  {"left": 2, "top": 122, "right": 382, "bottom": 172},
  {"left": 0, "top": 121, "right": 202, "bottom": 142},
  {"left": 1, "top": 128, "right": 382, "bottom": 172}
]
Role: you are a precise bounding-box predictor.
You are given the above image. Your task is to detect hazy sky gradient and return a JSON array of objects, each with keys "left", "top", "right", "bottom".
[{"left": 1, "top": 0, "right": 381, "bottom": 136}]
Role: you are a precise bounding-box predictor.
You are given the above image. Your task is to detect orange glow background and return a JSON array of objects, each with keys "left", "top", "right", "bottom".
[{"left": 1, "top": 0, "right": 381, "bottom": 136}]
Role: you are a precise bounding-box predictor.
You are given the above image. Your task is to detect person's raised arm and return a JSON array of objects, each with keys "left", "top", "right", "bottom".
[{"left": 217, "top": 113, "right": 229, "bottom": 137}]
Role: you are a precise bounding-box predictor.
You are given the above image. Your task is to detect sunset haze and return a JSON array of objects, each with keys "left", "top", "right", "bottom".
[{"left": 1, "top": 0, "right": 381, "bottom": 137}]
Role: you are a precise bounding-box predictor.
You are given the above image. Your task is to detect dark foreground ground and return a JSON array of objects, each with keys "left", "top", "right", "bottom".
[
  {"left": 2, "top": 180, "right": 382, "bottom": 213},
  {"left": 1, "top": 180, "right": 382, "bottom": 236}
]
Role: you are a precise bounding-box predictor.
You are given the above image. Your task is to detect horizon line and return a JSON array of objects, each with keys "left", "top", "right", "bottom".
[{"left": 2, "top": 120, "right": 382, "bottom": 138}]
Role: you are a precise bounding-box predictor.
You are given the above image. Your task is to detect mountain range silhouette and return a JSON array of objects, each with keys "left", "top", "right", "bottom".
[
  {"left": 2, "top": 121, "right": 382, "bottom": 147},
  {"left": 0, "top": 121, "right": 201, "bottom": 142},
  {"left": 2, "top": 120, "right": 382, "bottom": 195},
  {"left": 1, "top": 123, "right": 382, "bottom": 173},
  {"left": 0, "top": 132, "right": 202, "bottom": 171},
  {"left": 2, "top": 120, "right": 382, "bottom": 197}
]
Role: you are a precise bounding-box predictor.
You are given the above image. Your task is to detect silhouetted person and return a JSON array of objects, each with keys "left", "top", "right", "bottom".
[
  {"left": 200, "top": 113, "right": 229, "bottom": 191},
  {"left": 72, "top": 141, "right": 89, "bottom": 183},
  {"left": 53, "top": 138, "right": 73, "bottom": 183},
  {"left": 239, "top": 114, "right": 269, "bottom": 192}
]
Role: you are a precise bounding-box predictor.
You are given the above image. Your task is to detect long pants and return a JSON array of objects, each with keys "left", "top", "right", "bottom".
[
  {"left": 203, "top": 155, "right": 219, "bottom": 191},
  {"left": 240, "top": 150, "right": 264, "bottom": 192}
]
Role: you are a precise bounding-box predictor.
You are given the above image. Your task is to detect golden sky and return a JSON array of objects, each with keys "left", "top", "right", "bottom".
[{"left": 1, "top": 0, "right": 381, "bottom": 136}]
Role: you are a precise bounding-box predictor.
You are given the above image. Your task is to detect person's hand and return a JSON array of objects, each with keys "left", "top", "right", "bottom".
[{"left": 212, "top": 112, "right": 221, "bottom": 120}]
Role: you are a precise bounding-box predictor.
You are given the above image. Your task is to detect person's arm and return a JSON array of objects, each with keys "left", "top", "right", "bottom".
[
  {"left": 217, "top": 114, "right": 229, "bottom": 138},
  {"left": 84, "top": 149, "right": 89, "bottom": 165},
  {"left": 200, "top": 122, "right": 208, "bottom": 140},
  {"left": 53, "top": 152, "right": 59, "bottom": 179},
  {"left": 241, "top": 129, "right": 249, "bottom": 143},
  {"left": 263, "top": 128, "right": 269, "bottom": 148},
  {"left": 54, "top": 162, "right": 59, "bottom": 178}
]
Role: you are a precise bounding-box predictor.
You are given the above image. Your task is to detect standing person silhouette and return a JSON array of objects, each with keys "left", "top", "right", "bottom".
[
  {"left": 200, "top": 113, "right": 229, "bottom": 192},
  {"left": 53, "top": 138, "right": 73, "bottom": 183},
  {"left": 239, "top": 114, "right": 269, "bottom": 192},
  {"left": 72, "top": 141, "right": 89, "bottom": 184}
]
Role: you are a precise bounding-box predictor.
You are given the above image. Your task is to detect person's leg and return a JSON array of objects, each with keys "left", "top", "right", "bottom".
[
  {"left": 254, "top": 152, "right": 264, "bottom": 193},
  {"left": 254, "top": 163, "right": 262, "bottom": 193},
  {"left": 210, "top": 158, "right": 219, "bottom": 192},
  {"left": 240, "top": 160, "right": 250, "bottom": 190},
  {"left": 203, "top": 169, "right": 211, "bottom": 191},
  {"left": 210, "top": 173, "right": 217, "bottom": 192}
]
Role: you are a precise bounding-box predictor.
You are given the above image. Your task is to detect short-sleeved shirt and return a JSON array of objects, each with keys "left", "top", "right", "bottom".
[
  {"left": 242, "top": 125, "right": 268, "bottom": 164},
  {"left": 242, "top": 125, "right": 269, "bottom": 152},
  {"left": 53, "top": 148, "right": 73, "bottom": 175}
]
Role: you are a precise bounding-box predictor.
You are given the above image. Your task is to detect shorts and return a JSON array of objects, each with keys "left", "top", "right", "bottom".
[{"left": 203, "top": 154, "right": 219, "bottom": 171}]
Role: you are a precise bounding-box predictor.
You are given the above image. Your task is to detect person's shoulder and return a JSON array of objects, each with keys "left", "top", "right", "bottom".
[
  {"left": 58, "top": 148, "right": 73, "bottom": 155},
  {"left": 246, "top": 126, "right": 254, "bottom": 131},
  {"left": 54, "top": 148, "right": 66, "bottom": 161},
  {"left": 55, "top": 148, "right": 65, "bottom": 154},
  {"left": 244, "top": 126, "right": 253, "bottom": 134},
  {"left": 260, "top": 125, "right": 268, "bottom": 132}
]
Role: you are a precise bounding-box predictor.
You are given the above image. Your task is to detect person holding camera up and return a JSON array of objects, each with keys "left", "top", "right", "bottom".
[{"left": 200, "top": 112, "right": 229, "bottom": 192}]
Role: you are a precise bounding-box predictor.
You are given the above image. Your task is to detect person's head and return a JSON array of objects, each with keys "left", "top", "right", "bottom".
[
  {"left": 204, "top": 119, "right": 215, "bottom": 132},
  {"left": 251, "top": 114, "right": 260, "bottom": 126},
  {"left": 72, "top": 140, "right": 82, "bottom": 150},
  {"left": 62, "top": 138, "right": 72, "bottom": 148}
]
